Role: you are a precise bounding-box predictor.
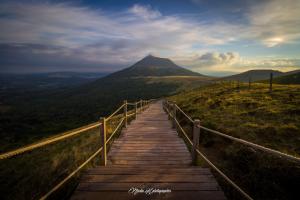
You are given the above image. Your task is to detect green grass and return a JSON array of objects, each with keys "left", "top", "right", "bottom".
[
  {"left": 0, "top": 110, "right": 136, "bottom": 200},
  {"left": 168, "top": 82, "right": 300, "bottom": 200},
  {"left": 0, "top": 76, "right": 212, "bottom": 153}
]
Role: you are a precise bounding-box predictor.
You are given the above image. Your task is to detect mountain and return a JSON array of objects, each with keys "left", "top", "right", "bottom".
[
  {"left": 107, "top": 55, "right": 202, "bottom": 78},
  {"left": 0, "top": 55, "right": 214, "bottom": 152},
  {"left": 221, "top": 70, "right": 284, "bottom": 82}
]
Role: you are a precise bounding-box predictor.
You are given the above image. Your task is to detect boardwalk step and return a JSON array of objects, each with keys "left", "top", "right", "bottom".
[{"left": 72, "top": 101, "right": 226, "bottom": 200}]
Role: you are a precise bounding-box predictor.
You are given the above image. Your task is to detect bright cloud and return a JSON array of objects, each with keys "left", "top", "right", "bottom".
[
  {"left": 179, "top": 51, "right": 300, "bottom": 75},
  {"left": 246, "top": 0, "right": 300, "bottom": 47}
]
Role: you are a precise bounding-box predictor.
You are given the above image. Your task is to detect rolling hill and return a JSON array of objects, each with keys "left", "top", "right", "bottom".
[
  {"left": 221, "top": 69, "right": 283, "bottom": 82},
  {"left": 262, "top": 71, "right": 300, "bottom": 84}
]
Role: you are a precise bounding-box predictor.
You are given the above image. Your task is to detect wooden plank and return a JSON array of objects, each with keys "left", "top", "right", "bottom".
[
  {"left": 109, "top": 156, "right": 191, "bottom": 160},
  {"left": 86, "top": 168, "right": 212, "bottom": 175},
  {"left": 109, "top": 149, "right": 189, "bottom": 152},
  {"left": 77, "top": 182, "right": 220, "bottom": 191},
  {"left": 71, "top": 191, "right": 226, "bottom": 200},
  {"left": 72, "top": 101, "right": 226, "bottom": 200},
  {"left": 110, "top": 160, "right": 192, "bottom": 165},
  {"left": 81, "top": 174, "right": 214, "bottom": 183},
  {"left": 108, "top": 152, "right": 191, "bottom": 157}
]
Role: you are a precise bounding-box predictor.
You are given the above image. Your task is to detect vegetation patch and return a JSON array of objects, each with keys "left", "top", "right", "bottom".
[{"left": 168, "top": 82, "right": 300, "bottom": 199}]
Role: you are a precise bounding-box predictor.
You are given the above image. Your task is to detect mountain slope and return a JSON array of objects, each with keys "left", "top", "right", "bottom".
[
  {"left": 221, "top": 70, "right": 283, "bottom": 82},
  {"left": 0, "top": 55, "right": 214, "bottom": 151},
  {"left": 107, "top": 55, "right": 202, "bottom": 78}
]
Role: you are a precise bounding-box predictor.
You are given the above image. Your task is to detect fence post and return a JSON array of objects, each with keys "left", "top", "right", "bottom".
[
  {"left": 100, "top": 117, "right": 107, "bottom": 166},
  {"left": 135, "top": 101, "right": 137, "bottom": 119},
  {"left": 140, "top": 99, "right": 142, "bottom": 113},
  {"left": 248, "top": 77, "right": 251, "bottom": 89},
  {"left": 123, "top": 100, "right": 127, "bottom": 128},
  {"left": 269, "top": 73, "right": 273, "bottom": 93},
  {"left": 192, "top": 119, "right": 200, "bottom": 165},
  {"left": 172, "top": 103, "right": 176, "bottom": 129}
]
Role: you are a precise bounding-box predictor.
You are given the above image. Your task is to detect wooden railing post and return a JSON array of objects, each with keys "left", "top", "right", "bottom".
[
  {"left": 192, "top": 119, "right": 200, "bottom": 165},
  {"left": 269, "top": 72, "right": 273, "bottom": 93},
  {"left": 171, "top": 103, "right": 176, "bottom": 128},
  {"left": 139, "top": 99, "right": 141, "bottom": 113},
  {"left": 135, "top": 102, "right": 137, "bottom": 119},
  {"left": 124, "top": 100, "right": 127, "bottom": 128},
  {"left": 100, "top": 117, "right": 107, "bottom": 166},
  {"left": 248, "top": 77, "right": 251, "bottom": 90},
  {"left": 166, "top": 101, "right": 171, "bottom": 120}
]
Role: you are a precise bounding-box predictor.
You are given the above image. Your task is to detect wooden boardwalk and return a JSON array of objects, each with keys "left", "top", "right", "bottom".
[{"left": 72, "top": 101, "right": 226, "bottom": 200}]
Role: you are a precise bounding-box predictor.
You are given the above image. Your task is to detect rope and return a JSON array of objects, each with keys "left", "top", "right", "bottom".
[
  {"left": 199, "top": 126, "right": 300, "bottom": 163},
  {"left": 175, "top": 104, "right": 194, "bottom": 123},
  {"left": 195, "top": 149, "right": 253, "bottom": 200},
  {"left": 163, "top": 102, "right": 264, "bottom": 200},
  {"left": 39, "top": 146, "right": 103, "bottom": 200},
  {"left": 106, "top": 103, "right": 126, "bottom": 121},
  {"left": 126, "top": 102, "right": 136, "bottom": 106},
  {"left": 0, "top": 122, "right": 101, "bottom": 160},
  {"left": 127, "top": 113, "right": 136, "bottom": 118},
  {"left": 165, "top": 100, "right": 300, "bottom": 163},
  {"left": 106, "top": 117, "right": 125, "bottom": 144}
]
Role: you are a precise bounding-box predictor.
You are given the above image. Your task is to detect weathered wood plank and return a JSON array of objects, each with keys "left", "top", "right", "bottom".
[
  {"left": 81, "top": 174, "right": 214, "bottom": 183},
  {"left": 77, "top": 182, "right": 220, "bottom": 191},
  {"left": 72, "top": 101, "right": 226, "bottom": 200},
  {"left": 72, "top": 191, "right": 226, "bottom": 200}
]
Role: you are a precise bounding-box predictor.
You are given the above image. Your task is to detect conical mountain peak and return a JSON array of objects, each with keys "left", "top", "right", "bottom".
[{"left": 106, "top": 55, "right": 202, "bottom": 78}]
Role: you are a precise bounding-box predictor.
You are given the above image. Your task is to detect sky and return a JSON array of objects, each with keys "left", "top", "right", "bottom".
[{"left": 0, "top": 0, "right": 300, "bottom": 76}]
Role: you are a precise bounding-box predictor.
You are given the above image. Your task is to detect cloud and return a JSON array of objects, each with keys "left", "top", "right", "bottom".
[
  {"left": 128, "top": 4, "right": 161, "bottom": 19},
  {"left": 197, "top": 52, "right": 240, "bottom": 66},
  {"left": 0, "top": 1, "right": 243, "bottom": 72},
  {"left": 178, "top": 51, "right": 300, "bottom": 75},
  {"left": 245, "top": 0, "right": 300, "bottom": 47},
  {"left": 0, "top": 1, "right": 299, "bottom": 73}
]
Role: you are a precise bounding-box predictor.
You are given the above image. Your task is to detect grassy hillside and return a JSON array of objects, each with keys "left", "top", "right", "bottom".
[
  {"left": 221, "top": 69, "right": 283, "bottom": 82},
  {"left": 261, "top": 72, "right": 300, "bottom": 84},
  {"left": 0, "top": 110, "right": 133, "bottom": 200},
  {"left": 0, "top": 75, "right": 213, "bottom": 152},
  {"left": 168, "top": 82, "right": 300, "bottom": 199}
]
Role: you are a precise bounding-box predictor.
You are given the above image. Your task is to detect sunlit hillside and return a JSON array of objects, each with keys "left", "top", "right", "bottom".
[{"left": 168, "top": 82, "right": 300, "bottom": 199}]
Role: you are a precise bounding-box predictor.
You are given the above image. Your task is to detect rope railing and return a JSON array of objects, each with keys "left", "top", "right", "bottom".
[
  {"left": 0, "top": 122, "right": 101, "bottom": 160},
  {"left": 199, "top": 126, "right": 300, "bottom": 163},
  {"left": 169, "top": 110, "right": 253, "bottom": 200},
  {"left": 0, "top": 100, "right": 150, "bottom": 160},
  {"left": 0, "top": 99, "right": 152, "bottom": 200},
  {"left": 106, "top": 117, "right": 125, "bottom": 144},
  {"left": 105, "top": 103, "right": 126, "bottom": 121},
  {"left": 164, "top": 100, "right": 300, "bottom": 162},
  {"left": 38, "top": 99, "right": 151, "bottom": 199},
  {"left": 175, "top": 104, "right": 194, "bottom": 123},
  {"left": 163, "top": 100, "right": 300, "bottom": 200},
  {"left": 39, "top": 146, "right": 103, "bottom": 200}
]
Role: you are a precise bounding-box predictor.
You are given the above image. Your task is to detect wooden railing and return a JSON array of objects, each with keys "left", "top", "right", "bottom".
[
  {"left": 163, "top": 100, "right": 300, "bottom": 200},
  {"left": 0, "top": 99, "right": 154, "bottom": 199}
]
